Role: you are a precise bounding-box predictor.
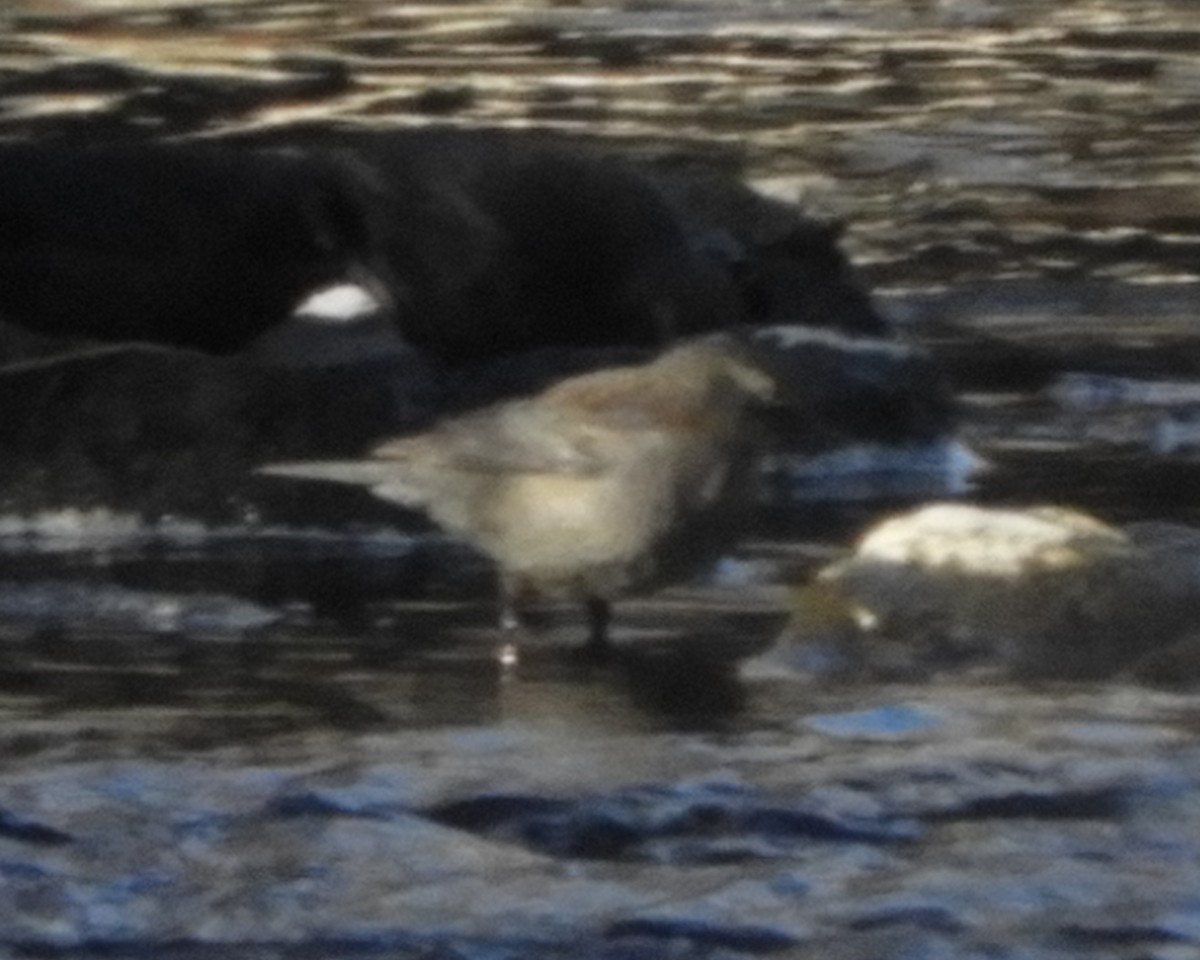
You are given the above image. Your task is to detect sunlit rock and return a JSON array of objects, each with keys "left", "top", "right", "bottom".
[{"left": 783, "top": 504, "right": 1200, "bottom": 681}]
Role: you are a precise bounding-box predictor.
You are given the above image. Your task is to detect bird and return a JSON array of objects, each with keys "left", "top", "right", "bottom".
[{"left": 258, "top": 333, "right": 779, "bottom": 655}]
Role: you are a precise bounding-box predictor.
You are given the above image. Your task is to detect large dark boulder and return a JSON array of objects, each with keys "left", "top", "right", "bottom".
[
  {"left": 226, "top": 126, "right": 893, "bottom": 362},
  {"left": 0, "top": 129, "right": 894, "bottom": 367},
  {"left": 0, "top": 339, "right": 437, "bottom": 523},
  {"left": 647, "top": 165, "right": 892, "bottom": 336},
  {"left": 280, "top": 128, "right": 745, "bottom": 363},
  {"left": 0, "top": 140, "right": 387, "bottom": 354}
]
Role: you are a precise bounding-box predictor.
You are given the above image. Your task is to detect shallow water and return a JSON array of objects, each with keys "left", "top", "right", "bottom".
[
  {"left": 0, "top": 0, "right": 1196, "bottom": 777},
  {"left": 1, "top": 2, "right": 1200, "bottom": 956}
]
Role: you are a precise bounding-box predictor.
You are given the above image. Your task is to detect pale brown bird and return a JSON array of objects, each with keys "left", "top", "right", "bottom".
[{"left": 259, "top": 334, "right": 777, "bottom": 653}]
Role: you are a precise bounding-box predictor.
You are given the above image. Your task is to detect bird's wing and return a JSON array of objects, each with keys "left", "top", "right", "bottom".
[
  {"left": 372, "top": 402, "right": 617, "bottom": 476},
  {"left": 543, "top": 365, "right": 707, "bottom": 432}
]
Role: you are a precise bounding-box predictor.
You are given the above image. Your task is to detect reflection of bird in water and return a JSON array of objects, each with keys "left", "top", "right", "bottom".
[{"left": 260, "top": 333, "right": 778, "bottom": 656}]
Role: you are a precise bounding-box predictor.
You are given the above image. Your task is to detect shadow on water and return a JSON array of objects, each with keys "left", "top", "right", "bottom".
[{"left": 0, "top": 537, "right": 792, "bottom": 750}]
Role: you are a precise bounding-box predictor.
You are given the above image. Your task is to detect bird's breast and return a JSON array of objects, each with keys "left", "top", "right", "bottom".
[{"left": 476, "top": 471, "right": 649, "bottom": 572}]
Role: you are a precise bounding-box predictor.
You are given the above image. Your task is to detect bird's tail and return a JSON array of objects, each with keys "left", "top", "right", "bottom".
[{"left": 256, "top": 460, "right": 399, "bottom": 488}]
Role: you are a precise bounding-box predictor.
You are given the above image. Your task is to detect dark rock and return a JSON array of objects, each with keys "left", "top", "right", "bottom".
[
  {"left": 329, "top": 127, "right": 744, "bottom": 364},
  {"left": 226, "top": 126, "right": 895, "bottom": 362},
  {"left": 649, "top": 167, "right": 892, "bottom": 336},
  {"left": 0, "top": 342, "right": 437, "bottom": 523},
  {"left": 0, "top": 141, "right": 388, "bottom": 354},
  {"left": 745, "top": 326, "right": 954, "bottom": 451},
  {"left": 441, "top": 345, "right": 650, "bottom": 411}
]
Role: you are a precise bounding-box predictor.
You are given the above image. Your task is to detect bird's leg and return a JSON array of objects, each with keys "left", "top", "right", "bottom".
[
  {"left": 496, "top": 574, "right": 531, "bottom": 669},
  {"left": 498, "top": 572, "right": 530, "bottom": 631},
  {"left": 498, "top": 595, "right": 523, "bottom": 633},
  {"left": 583, "top": 595, "right": 613, "bottom": 661}
]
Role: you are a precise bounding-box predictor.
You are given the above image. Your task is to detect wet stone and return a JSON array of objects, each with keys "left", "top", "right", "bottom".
[{"left": 785, "top": 504, "right": 1200, "bottom": 682}]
